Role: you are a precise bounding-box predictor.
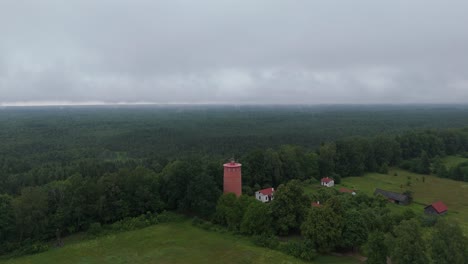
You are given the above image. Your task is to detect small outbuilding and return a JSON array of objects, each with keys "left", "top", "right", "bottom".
[
  {"left": 255, "top": 187, "right": 275, "bottom": 203},
  {"left": 339, "top": 187, "right": 356, "bottom": 195},
  {"left": 312, "top": 201, "right": 321, "bottom": 207},
  {"left": 374, "top": 188, "right": 410, "bottom": 205},
  {"left": 321, "top": 177, "right": 334, "bottom": 187},
  {"left": 424, "top": 201, "right": 448, "bottom": 215}
]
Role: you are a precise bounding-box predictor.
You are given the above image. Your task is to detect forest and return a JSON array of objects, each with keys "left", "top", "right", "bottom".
[{"left": 0, "top": 105, "right": 468, "bottom": 263}]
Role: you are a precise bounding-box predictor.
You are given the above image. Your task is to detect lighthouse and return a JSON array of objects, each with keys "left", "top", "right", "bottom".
[{"left": 223, "top": 159, "right": 242, "bottom": 196}]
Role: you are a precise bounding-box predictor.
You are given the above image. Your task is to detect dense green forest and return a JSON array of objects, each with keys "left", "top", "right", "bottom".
[{"left": 1, "top": 105, "right": 468, "bottom": 262}]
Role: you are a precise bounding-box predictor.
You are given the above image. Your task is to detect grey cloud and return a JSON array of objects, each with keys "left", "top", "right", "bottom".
[{"left": 1, "top": 0, "right": 468, "bottom": 105}]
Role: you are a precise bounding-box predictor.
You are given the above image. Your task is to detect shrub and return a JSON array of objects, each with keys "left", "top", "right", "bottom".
[
  {"left": 10, "top": 240, "right": 49, "bottom": 257},
  {"left": 279, "top": 240, "right": 317, "bottom": 261},
  {"left": 87, "top": 222, "right": 103, "bottom": 237},
  {"left": 378, "top": 163, "right": 389, "bottom": 174},
  {"left": 191, "top": 216, "right": 204, "bottom": 227},
  {"left": 331, "top": 173, "right": 342, "bottom": 184},
  {"left": 156, "top": 211, "right": 184, "bottom": 223},
  {"left": 420, "top": 215, "right": 438, "bottom": 227},
  {"left": 252, "top": 234, "right": 279, "bottom": 249}
]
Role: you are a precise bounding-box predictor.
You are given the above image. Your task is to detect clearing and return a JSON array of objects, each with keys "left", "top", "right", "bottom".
[
  {"left": 442, "top": 155, "right": 468, "bottom": 168},
  {"left": 0, "top": 221, "right": 359, "bottom": 264},
  {"left": 339, "top": 168, "right": 468, "bottom": 233}
]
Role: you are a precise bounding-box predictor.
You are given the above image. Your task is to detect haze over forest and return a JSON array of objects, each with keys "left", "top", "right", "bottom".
[{"left": 1, "top": 0, "right": 468, "bottom": 106}]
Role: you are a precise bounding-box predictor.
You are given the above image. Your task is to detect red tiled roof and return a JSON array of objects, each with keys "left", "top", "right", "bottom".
[
  {"left": 430, "top": 201, "right": 448, "bottom": 214},
  {"left": 258, "top": 188, "right": 274, "bottom": 196},
  {"left": 312, "top": 202, "right": 321, "bottom": 207},
  {"left": 321, "top": 177, "right": 333, "bottom": 183},
  {"left": 339, "top": 188, "right": 354, "bottom": 193}
]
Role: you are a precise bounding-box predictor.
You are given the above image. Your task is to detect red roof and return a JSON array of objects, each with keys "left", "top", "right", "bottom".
[
  {"left": 312, "top": 202, "right": 321, "bottom": 207},
  {"left": 258, "top": 188, "right": 274, "bottom": 196},
  {"left": 430, "top": 201, "right": 448, "bottom": 214},
  {"left": 321, "top": 177, "right": 333, "bottom": 183},
  {"left": 339, "top": 188, "right": 354, "bottom": 193}
]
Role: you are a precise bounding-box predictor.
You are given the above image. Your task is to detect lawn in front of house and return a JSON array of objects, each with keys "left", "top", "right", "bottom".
[{"left": 0, "top": 221, "right": 360, "bottom": 264}]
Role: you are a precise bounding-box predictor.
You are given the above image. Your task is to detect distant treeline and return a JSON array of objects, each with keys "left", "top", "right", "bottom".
[
  {"left": 237, "top": 128, "right": 468, "bottom": 189},
  {"left": 2, "top": 106, "right": 468, "bottom": 167}
]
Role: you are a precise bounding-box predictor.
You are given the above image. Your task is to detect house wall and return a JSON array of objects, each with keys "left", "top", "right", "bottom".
[
  {"left": 255, "top": 192, "right": 272, "bottom": 203},
  {"left": 425, "top": 206, "right": 437, "bottom": 215},
  {"left": 321, "top": 181, "right": 334, "bottom": 187}
]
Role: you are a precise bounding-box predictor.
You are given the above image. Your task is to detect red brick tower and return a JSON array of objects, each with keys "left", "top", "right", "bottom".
[{"left": 223, "top": 159, "right": 242, "bottom": 196}]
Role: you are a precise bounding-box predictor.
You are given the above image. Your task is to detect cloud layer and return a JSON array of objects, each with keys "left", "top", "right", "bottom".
[{"left": 1, "top": 0, "right": 468, "bottom": 105}]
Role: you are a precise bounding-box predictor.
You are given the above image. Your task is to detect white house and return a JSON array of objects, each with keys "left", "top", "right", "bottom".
[
  {"left": 255, "top": 187, "right": 275, "bottom": 203},
  {"left": 321, "top": 177, "right": 334, "bottom": 187}
]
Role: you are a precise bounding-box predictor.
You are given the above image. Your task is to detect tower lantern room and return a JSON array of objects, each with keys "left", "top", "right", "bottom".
[{"left": 223, "top": 159, "right": 242, "bottom": 197}]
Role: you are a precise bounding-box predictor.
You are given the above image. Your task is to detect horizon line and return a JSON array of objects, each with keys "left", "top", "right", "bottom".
[{"left": 1, "top": 101, "right": 468, "bottom": 108}]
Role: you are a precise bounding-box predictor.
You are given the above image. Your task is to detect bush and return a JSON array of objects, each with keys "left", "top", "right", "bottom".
[
  {"left": 10, "top": 240, "right": 49, "bottom": 257},
  {"left": 191, "top": 216, "right": 204, "bottom": 226},
  {"left": 279, "top": 240, "right": 317, "bottom": 261},
  {"left": 87, "top": 222, "right": 103, "bottom": 237},
  {"left": 192, "top": 216, "right": 226, "bottom": 233},
  {"left": 420, "top": 215, "right": 438, "bottom": 227},
  {"left": 156, "top": 211, "right": 184, "bottom": 223},
  {"left": 108, "top": 212, "right": 173, "bottom": 233},
  {"left": 378, "top": 163, "right": 389, "bottom": 174},
  {"left": 331, "top": 173, "right": 342, "bottom": 184},
  {"left": 252, "top": 234, "right": 279, "bottom": 249}
]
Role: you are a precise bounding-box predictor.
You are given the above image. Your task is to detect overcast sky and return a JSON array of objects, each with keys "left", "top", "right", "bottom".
[{"left": 1, "top": 0, "right": 467, "bottom": 105}]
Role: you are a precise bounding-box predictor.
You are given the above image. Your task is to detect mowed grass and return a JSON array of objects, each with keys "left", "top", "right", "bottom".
[
  {"left": 340, "top": 168, "right": 468, "bottom": 233},
  {"left": 442, "top": 155, "right": 468, "bottom": 168},
  {"left": 0, "top": 221, "right": 360, "bottom": 264}
]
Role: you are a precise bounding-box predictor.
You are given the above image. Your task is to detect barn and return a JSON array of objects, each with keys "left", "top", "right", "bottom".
[
  {"left": 424, "top": 201, "right": 448, "bottom": 215},
  {"left": 374, "top": 188, "right": 410, "bottom": 205}
]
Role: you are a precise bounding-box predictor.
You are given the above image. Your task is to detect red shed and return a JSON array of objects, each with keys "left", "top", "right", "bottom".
[
  {"left": 223, "top": 159, "right": 242, "bottom": 197},
  {"left": 424, "top": 201, "right": 448, "bottom": 215}
]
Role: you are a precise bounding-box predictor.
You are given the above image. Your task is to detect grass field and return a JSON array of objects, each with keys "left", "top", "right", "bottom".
[
  {"left": 442, "top": 155, "right": 468, "bottom": 168},
  {"left": 0, "top": 221, "right": 360, "bottom": 264},
  {"left": 339, "top": 168, "right": 468, "bottom": 233}
]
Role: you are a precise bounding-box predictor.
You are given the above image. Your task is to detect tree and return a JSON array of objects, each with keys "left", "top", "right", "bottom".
[
  {"left": 331, "top": 173, "right": 342, "bottom": 184},
  {"left": 0, "top": 194, "right": 15, "bottom": 244},
  {"left": 319, "top": 143, "right": 336, "bottom": 177},
  {"left": 418, "top": 151, "right": 431, "bottom": 174},
  {"left": 335, "top": 138, "right": 368, "bottom": 177},
  {"left": 186, "top": 173, "right": 221, "bottom": 217},
  {"left": 341, "top": 210, "right": 368, "bottom": 251},
  {"left": 365, "top": 231, "right": 387, "bottom": 264},
  {"left": 13, "top": 187, "right": 49, "bottom": 240},
  {"left": 386, "top": 219, "right": 428, "bottom": 264},
  {"left": 243, "top": 149, "right": 267, "bottom": 186},
  {"left": 430, "top": 220, "right": 468, "bottom": 264},
  {"left": 271, "top": 180, "right": 310, "bottom": 235},
  {"left": 214, "top": 193, "right": 242, "bottom": 230},
  {"left": 214, "top": 194, "right": 253, "bottom": 231},
  {"left": 264, "top": 148, "right": 283, "bottom": 186},
  {"left": 240, "top": 201, "right": 273, "bottom": 235},
  {"left": 301, "top": 205, "right": 343, "bottom": 253}
]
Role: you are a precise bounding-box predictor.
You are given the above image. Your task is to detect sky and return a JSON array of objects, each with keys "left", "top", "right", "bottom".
[{"left": 1, "top": 0, "right": 468, "bottom": 105}]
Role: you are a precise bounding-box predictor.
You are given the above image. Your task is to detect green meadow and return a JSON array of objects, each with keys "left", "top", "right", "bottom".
[
  {"left": 0, "top": 221, "right": 359, "bottom": 264},
  {"left": 442, "top": 155, "right": 468, "bottom": 168},
  {"left": 339, "top": 168, "right": 468, "bottom": 233}
]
